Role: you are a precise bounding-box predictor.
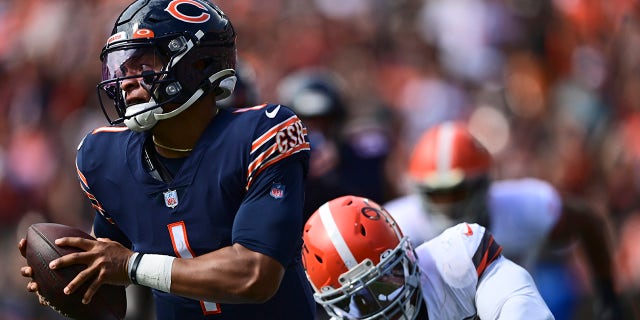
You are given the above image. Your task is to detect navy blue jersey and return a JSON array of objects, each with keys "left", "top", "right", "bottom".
[{"left": 75, "top": 104, "right": 315, "bottom": 319}]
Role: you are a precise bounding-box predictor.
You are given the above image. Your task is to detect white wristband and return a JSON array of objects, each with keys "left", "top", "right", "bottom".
[{"left": 132, "top": 254, "right": 175, "bottom": 293}]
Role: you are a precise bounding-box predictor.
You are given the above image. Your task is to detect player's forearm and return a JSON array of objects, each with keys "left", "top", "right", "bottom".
[
  {"left": 168, "top": 243, "right": 285, "bottom": 303},
  {"left": 579, "top": 216, "right": 615, "bottom": 280},
  {"left": 557, "top": 200, "right": 621, "bottom": 315},
  {"left": 565, "top": 201, "right": 614, "bottom": 280},
  {"left": 553, "top": 200, "right": 615, "bottom": 280}
]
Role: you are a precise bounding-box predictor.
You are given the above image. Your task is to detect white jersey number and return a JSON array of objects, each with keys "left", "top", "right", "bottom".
[{"left": 168, "top": 221, "right": 221, "bottom": 315}]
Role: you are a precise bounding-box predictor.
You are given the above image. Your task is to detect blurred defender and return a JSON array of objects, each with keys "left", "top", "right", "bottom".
[{"left": 384, "top": 121, "right": 622, "bottom": 319}]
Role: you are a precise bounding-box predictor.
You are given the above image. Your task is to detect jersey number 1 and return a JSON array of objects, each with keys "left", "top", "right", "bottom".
[{"left": 168, "top": 221, "right": 222, "bottom": 315}]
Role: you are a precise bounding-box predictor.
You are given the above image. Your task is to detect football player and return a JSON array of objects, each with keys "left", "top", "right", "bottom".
[
  {"left": 18, "top": 0, "right": 315, "bottom": 319},
  {"left": 302, "top": 195, "right": 554, "bottom": 319},
  {"left": 277, "top": 68, "right": 393, "bottom": 218},
  {"left": 384, "top": 121, "right": 622, "bottom": 319}
]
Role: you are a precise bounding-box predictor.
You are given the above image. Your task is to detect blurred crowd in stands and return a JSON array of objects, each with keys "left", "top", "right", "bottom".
[{"left": 1, "top": 0, "right": 640, "bottom": 319}]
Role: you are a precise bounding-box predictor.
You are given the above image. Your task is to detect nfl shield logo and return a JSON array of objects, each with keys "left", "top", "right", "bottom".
[
  {"left": 270, "top": 183, "right": 285, "bottom": 199},
  {"left": 164, "top": 190, "right": 179, "bottom": 208}
]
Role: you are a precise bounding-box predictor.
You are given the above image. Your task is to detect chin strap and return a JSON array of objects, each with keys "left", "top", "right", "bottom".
[
  {"left": 124, "top": 69, "right": 236, "bottom": 132},
  {"left": 124, "top": 102, "right": 163, "bottom": 132}
]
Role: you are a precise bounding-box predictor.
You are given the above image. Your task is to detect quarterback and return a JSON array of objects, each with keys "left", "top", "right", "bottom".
[{"left": 19, "top": 0, "right": 315, "bottom": 319}]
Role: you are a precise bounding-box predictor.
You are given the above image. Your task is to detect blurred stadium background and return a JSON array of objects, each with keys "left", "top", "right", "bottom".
[{"left": 1, "top": 0, "right": 639, "bottom": 319}]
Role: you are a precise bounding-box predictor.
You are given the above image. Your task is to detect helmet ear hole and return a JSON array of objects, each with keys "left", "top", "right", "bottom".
[
  {"left": 340, "top": 197, "right": 353, "bottom": 207},
  {"left": 315, "top": 255, "right": 323, "bottom": 264},
  {"left": 359, "top": 225, "right": 367, "bottom": 237}
]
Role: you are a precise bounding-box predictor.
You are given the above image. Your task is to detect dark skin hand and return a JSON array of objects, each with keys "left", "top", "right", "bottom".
[
  {"left": 19, "top": 237, "right": 132, "bottom": 304},
  {"left": 19, "top": 237, "right": 285, "bottom": 305},
  {"left": 19, "top": 238, "right": 46, "bottom": 305}
]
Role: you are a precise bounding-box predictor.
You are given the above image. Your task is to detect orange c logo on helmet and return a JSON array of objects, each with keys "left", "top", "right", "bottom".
[
  {"left": 133, "top": 28, "right": 155, "bottom": 39},
  {"left": 165, "top": 0, "right": 211, "bottom": 23}
]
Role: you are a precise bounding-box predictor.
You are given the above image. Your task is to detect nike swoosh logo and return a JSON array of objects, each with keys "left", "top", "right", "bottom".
[
  {"left": 265, "top": 105, "right": 281, "bottom": 118},
  {"left": 463, "top": 223, "right": 473, "bottom": 236}
]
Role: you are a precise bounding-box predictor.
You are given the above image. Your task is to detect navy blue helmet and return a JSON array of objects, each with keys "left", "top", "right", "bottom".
[{"left": 97, "top": 0, "right": 237, "bottom": 130}]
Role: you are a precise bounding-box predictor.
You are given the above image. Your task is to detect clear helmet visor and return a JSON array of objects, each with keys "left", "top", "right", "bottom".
[
  {"left": 97, "top": 46, "right": 171, "bottom": 124},
  {"left": 101, "top": 47, "right": 165, "bottom": 82},
  {"left": 316, "top": 238, "right": 423, "bottom": 320}
]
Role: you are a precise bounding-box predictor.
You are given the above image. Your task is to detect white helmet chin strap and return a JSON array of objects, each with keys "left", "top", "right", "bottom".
[
  {"left": 123, "top": 102, "right": 162, "bottom": 132},
  {"left": 123, "top": 69, "right": 236, "bottom": 132}
]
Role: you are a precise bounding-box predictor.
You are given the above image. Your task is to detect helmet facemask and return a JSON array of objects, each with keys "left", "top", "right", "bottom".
[
  {"left": 95, "top": 0, "right": 237, "bottom": 131},
  {"left": 97, "top": 40, "right": 173, "bottom": 125},
  {"left": 97, "top": 32, "right": 235, "bottom": 131},
  {"left": 417, "top": 174, "right": 490, "bottom": 225},
  {"left": 316, "top": 238, "right": 423, "bottom": 320}
]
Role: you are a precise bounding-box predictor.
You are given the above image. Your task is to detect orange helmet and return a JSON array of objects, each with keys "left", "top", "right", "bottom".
[
  {"left": 409, "top": 121, "right": 491, "bottom": 190},
  {"left": 302, "top": 195, "right": 422, "bottom": 319},
  {"left": 408, "top": 121, "right": 492, "bottom": 222}
]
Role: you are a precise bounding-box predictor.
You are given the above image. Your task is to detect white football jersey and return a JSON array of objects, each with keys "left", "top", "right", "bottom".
[
  {"left": 417, "top": 223, "right": 554, "bottom": 319},
  {"left": 385, "top": 178, "right": 562, "bottom": 268}
]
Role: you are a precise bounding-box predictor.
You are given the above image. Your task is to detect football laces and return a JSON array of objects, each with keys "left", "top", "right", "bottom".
[{"left": 38, "top": 291, "right": 72, "bottom": 318}]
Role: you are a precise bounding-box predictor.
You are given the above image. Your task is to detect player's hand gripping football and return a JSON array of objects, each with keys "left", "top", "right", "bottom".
[
  {"left": 19, "top": 236, "right": 134, "bottom": 305},
  {"left": 19, "top": 238, "right": 48, "bottom": 306}
]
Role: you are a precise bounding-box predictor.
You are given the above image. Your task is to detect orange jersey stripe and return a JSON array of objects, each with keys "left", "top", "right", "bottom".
[
  {"left": 92, "top": 126, "right": 128, "bottom": 134},
  {"left": 76, "top": 162, "right": 112, "bottom": 223},
  {"left": 80, "top": 186, "right": 96, "bottom": 201},
  {"left": 76, "top": 165, "right": 89, "bottom": 188},
  {"left": 245, "top": 142, "right": 310, "bottom": 190},
  {"left": 232, "top": 104, "right": 267, "bottom": 113},
  {"left": 251, "top": 116, "right": 299, "bottom": 154},
  {"left": 475, "top": 235, "right": 503, "bottom": 277},
  {"left": 247, "top": 144, "right": 279, "bottom": 178}
]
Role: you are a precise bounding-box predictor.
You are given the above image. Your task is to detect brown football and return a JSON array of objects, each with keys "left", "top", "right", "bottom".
[{"left": 25, "top": 223, "right": 126, "bottom": 320}]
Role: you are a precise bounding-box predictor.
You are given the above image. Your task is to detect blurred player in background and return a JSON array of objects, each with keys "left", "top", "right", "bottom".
[
  {"left": 18, "top": 0, "right": 315, "bottom": 319},
  {"left": 302, "top": 195, "right": 554, "bottom": 319},
  {"left": 384, "top": 121, "right": 623, "bottom": 319},
  {"left": 277, "top": 68, "right": 394, "bottom": 217}
]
